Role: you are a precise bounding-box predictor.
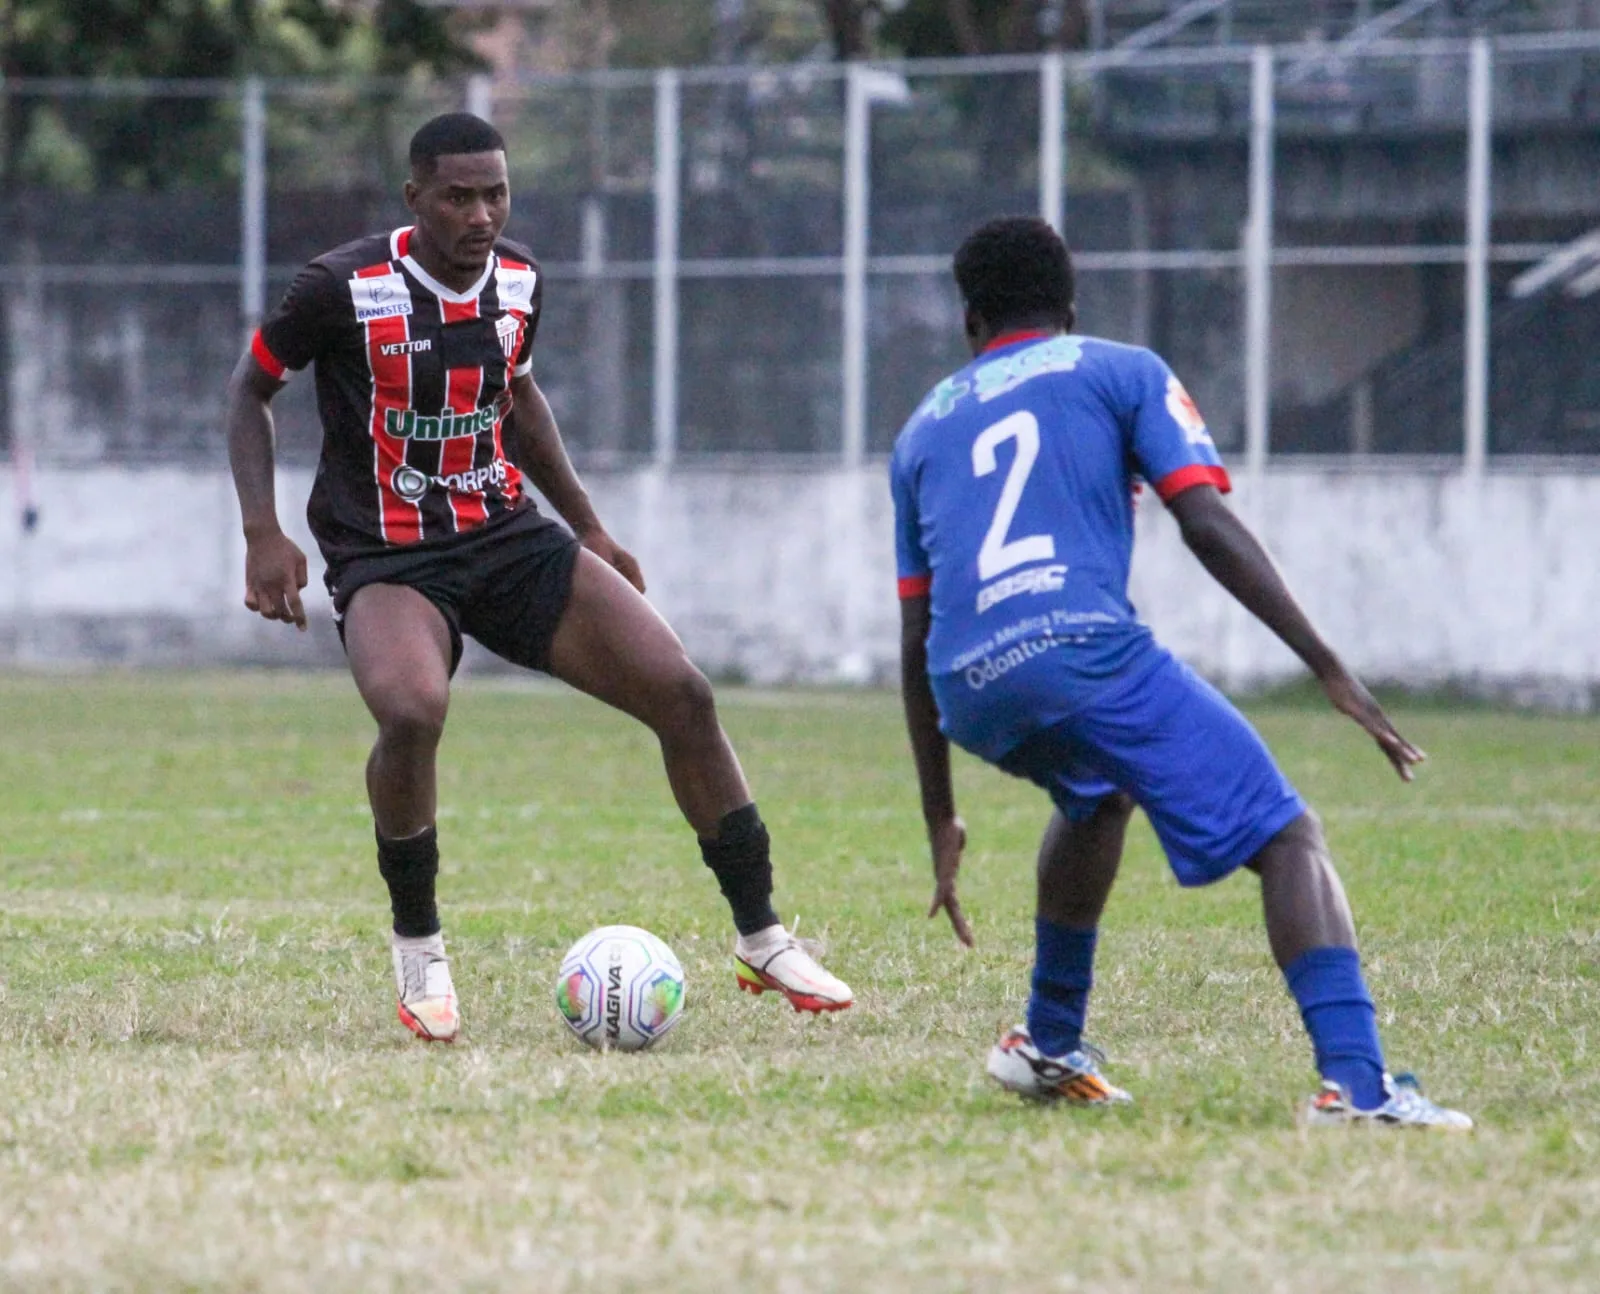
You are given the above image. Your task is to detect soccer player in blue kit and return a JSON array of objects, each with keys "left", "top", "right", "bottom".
[{"left": 892, "top": 217, "right": 1471, "bottom": 1128}]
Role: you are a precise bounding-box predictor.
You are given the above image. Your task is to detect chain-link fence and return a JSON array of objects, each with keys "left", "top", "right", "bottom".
[{"left": 3, "top": 33, "right": 1598, "bottom": 474}]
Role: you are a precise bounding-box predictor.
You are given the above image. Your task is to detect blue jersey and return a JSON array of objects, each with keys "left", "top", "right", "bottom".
[{"left": 890, "top": 331, "right": 1231, "bottom": 681}]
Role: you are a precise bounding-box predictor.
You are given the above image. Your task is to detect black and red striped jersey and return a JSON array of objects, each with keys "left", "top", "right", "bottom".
[{"left": 252, "top": 226, "right": 542, "bottom": 563}]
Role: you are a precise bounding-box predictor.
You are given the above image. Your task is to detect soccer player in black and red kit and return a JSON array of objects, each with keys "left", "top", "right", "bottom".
[{"left": 224, "top": 113, "right": 851, "bottom": 1041}]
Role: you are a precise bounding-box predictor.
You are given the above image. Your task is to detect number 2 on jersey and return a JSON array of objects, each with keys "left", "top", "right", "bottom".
[{"left": 971, "top": 410, "right": 1055, "bottom": 581}]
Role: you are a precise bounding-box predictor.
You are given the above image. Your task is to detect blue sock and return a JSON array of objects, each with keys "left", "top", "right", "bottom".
[
  {"left": 1283, "top": 946, "right": 1387, "bottom": 1110},
  {"left": 1026, "top": 918, "right": 1097, "bottom": 1057}
]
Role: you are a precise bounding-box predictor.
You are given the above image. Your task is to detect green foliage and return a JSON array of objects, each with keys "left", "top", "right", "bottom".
[{"left": 1, "top": 0, "right": 484, "bottom": 190}]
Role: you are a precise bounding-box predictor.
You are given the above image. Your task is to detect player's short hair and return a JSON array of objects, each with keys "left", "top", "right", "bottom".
[
  {"left": 953, "top": 216, "right": 1075, "bottom": 331},
  {"left": 408, "top": 112, "right": 506, "bottom": 179}
]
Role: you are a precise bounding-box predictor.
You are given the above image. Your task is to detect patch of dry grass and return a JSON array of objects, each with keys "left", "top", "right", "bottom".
[{"left": 0, "top": 674, "right": 1596, "bottom": 1291}]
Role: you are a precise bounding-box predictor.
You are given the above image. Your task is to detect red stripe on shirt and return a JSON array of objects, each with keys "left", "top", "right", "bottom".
[
  {"left": 1153, "top": 463, "right": 1232, "bottom": 502},
  {"left": 250, "top": 330, "right": 286, "bottom": 380},
  {"left": 358, "top": 265, "right": 420, "bottom": 545},
  {"left": 981, "top": 329, "right": 1055, "bottom": 354},
  {"left": 898, "top": 573, "right": 932, "bottom": 599},
  {"left": 440, "top": 297, "right": 488, "bottom": 533}
]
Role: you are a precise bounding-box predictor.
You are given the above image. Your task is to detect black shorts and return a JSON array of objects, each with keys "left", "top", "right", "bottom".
[{"left": 326, "top": 506, "right": 581, "bottom": 676}]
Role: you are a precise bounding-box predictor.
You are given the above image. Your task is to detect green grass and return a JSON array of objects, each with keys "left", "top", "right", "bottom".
[{"left": 0, "top": 672, "right": 1596, "bottom": 1292}]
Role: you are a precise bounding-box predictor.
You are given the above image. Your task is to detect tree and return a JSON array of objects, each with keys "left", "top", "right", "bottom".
[
  {"left": 815, "top": 0, "right": 1089, "bottom": 60},
  {"left": 0, "top": 1, "right": 484, "bottom": 189}
]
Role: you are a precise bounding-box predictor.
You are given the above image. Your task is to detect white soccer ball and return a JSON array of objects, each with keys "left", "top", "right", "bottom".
[{"left": 554, "top": 925, "right": 685, "bottom": 1052}]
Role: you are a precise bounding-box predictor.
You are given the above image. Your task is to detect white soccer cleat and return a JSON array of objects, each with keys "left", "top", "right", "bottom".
[
  {"left": 733, "top": 925, "right": 853, "bottom": 1013},
  {"left": 1306, "top": 1073, "right": 1473, "bottom": 1131},
  {"left": 391, "top": 932, "right": 460, "bottom": 1042},
  {"left": 986, "top": 1026, "right": 1133, "bottom": 1104}
]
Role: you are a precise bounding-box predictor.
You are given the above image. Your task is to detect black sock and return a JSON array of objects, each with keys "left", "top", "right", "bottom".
[
  {"left": 376, "top": 825, "right": 441, "bottom": 938},
  {"left": 699, "top": 803, "right": 780, "bottom": 937}
]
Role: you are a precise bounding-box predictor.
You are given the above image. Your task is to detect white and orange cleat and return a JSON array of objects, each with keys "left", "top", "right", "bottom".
[
  {"left": 391, "top": 932, "right": 460, "bottom": 1042},
  {"left": 734, "top": 924, "right": 853, "bottom": 1014},
  {"left": 986, "top": 1027, "right": 1133, "bottom": 1104}
]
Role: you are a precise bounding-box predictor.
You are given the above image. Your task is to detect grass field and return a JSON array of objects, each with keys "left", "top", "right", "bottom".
[{"left": 0, "top": 672, "right": 1596, "bottom": 1292}]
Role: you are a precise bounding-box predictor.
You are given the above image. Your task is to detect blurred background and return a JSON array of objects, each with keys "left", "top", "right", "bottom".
[{"left": 1, "top": 1, "right": 1597, "bottom": 702}]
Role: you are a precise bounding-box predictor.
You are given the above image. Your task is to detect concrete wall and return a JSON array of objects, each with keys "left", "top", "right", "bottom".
[{"left": 1, "top": 465, "right": 1597, "bottom": 707}]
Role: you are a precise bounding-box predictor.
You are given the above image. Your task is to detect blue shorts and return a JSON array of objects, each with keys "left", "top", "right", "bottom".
[{"left": 932, "top": 637, "right": 1305, "bottom": 887}]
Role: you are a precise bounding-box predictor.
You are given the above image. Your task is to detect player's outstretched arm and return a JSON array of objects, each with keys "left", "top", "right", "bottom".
[
  {"left": 900, "top": 595, "right": 973, "bottom": 946},
  {"left": 225, "top": 351, "right": 308, "bottom": 631},
  {"left": 1166, "top": 484, "right": 1425, "bottom": 781},
  {"left": 507, "top": 374, "right": 644, "bottom": 592}
]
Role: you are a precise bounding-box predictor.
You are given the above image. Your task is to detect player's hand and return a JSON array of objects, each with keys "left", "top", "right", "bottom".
[
  {"left": 927, "top": 815, "right": 974, "bottom": 947},
  {"left": 580, "top": 528, "right": 646, "bottom": 594},
  {"left": 1320, "top": 666, "right": 1426, "bottom": 782},
  {"left": 243, "top": 529, "right": 309, "bottom": 631}
]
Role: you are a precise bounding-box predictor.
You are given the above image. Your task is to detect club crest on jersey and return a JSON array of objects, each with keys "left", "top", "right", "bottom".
[
  {"left": 495, "top": 314, "right": 520, "bottom": 359},
  {"left": 384, "top": 405, "right": 497, "bottom": 441},
  {"left": 495, "top": 265, "right": 538, "bottom": 314},
  {"left": 350, "top": 272, "right": 412, "bottom": 322}
]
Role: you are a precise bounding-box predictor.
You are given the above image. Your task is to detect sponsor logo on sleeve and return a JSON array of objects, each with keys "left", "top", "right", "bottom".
[
  {"left": 1165, "top": 375, "right": 1213, "bottom": 445},
  {"left": 350, "top": 272, "right": 413, "bottom": 321},
  {"left": 494, "top": 265, "right": 538, "bottom": 314}
]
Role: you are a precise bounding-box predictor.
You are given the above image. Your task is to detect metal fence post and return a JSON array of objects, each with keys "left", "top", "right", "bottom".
[
  {"left": 842, "top": 65, "right": 870, "bottom": 468},
  {"left": 240, "top": 76, "right": 266, "bottom": 339},
  {"left": 653, "top": 69, "right": 681, "bottom": 468},
  {"left": 1244, "top": 45, "right": 1274, "bottom": 476},
  {"left": 466, "top": 73, "right": 493, "bottom": 122},
  {"left": 1464, "top": 37, "right": 1492, "bottom": 476},
  {"left": 1040, "top": 52, "right": 1065, "bottom": 234}
]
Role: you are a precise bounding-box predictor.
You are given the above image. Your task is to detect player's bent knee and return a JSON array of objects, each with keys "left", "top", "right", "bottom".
[
  {"left": 655, "top": 664, "right": 717, "bottom": 734},
  {"left": 372, "top": 683, "right": 449, "bottom": 748}
]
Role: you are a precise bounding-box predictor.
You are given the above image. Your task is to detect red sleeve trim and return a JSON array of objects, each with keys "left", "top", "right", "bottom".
[
  {"left": 1154, "top": 463, "right": 1231, "bottom": 502},
  {"left": 250, "top": 329, "right": 286, "bottom": 381},
  {"left": 898, "top": 574, "right": 932, "bottom": 599}
]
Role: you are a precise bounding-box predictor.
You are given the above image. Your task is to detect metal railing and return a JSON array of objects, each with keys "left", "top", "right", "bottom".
[{"left": 2, "top": 32, "right": 1599, "bottom": 470}]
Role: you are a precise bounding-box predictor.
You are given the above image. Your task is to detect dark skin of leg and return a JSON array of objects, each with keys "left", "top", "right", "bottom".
[
  {"left": 1035, "top": 798, "right": 1355, "bottom": 973},
  {"left": 343, "top": 583, "right": 454, "bottom": 839},
  {"left": 1035, "top": 794, "right": 1135, "bottom": 930},
  {"left": 1246, "top": 810, "right": 1358, "bottom": 969},
  {"left": 343, "top": 553, "right": 753, "bottom": 847},
  {"left": 545, "top": 549, "right": 752, "bottom": 839}
]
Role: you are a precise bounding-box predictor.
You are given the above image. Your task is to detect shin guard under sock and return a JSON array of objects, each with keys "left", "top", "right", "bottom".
[
  {"left": 376, "top": 825, "right": 441, "bottom": 938},
  {"left": 1026, "top": 917, "right": 1097, "bottom": 1057},
  {"left": 699, "top": 803, "right": 780, "bottom": 937},
  {"left": 1284, "top": 945, "right": 1387, "bottom": 1110}
]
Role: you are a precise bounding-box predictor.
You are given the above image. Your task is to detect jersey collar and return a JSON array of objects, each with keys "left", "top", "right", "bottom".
[
  {"left": 390, "top": 225, "right": 496, "bottom": 305},
  {"left": 981, "top": 329, "right": 1055, "bottom": 354}
]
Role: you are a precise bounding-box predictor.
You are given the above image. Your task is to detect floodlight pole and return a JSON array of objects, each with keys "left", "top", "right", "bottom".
[
  {"left": 653, "top": 69, "right": 681, "bottom": 468},
  {"left": 240, "top": 76, "right": 266, "bottom": 340},
  {"left": 1243, "top": 45, "right": 1274, "bottom": 478},
  {"left": 1464, "top": 37, "right": 1492, "bottom": 477},
  {"left": 1040, "top": 52, "right": 1065, "bottom": 234}
]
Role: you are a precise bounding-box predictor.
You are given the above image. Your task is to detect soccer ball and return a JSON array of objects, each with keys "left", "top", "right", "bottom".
[{"left": 554, "top": 925, "right": 685, "bottom": 1052}]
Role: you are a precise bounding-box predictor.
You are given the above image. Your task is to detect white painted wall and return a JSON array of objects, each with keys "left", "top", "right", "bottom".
[{"left": 2, "top": 465, "right": 1597, "bottom": 705}]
